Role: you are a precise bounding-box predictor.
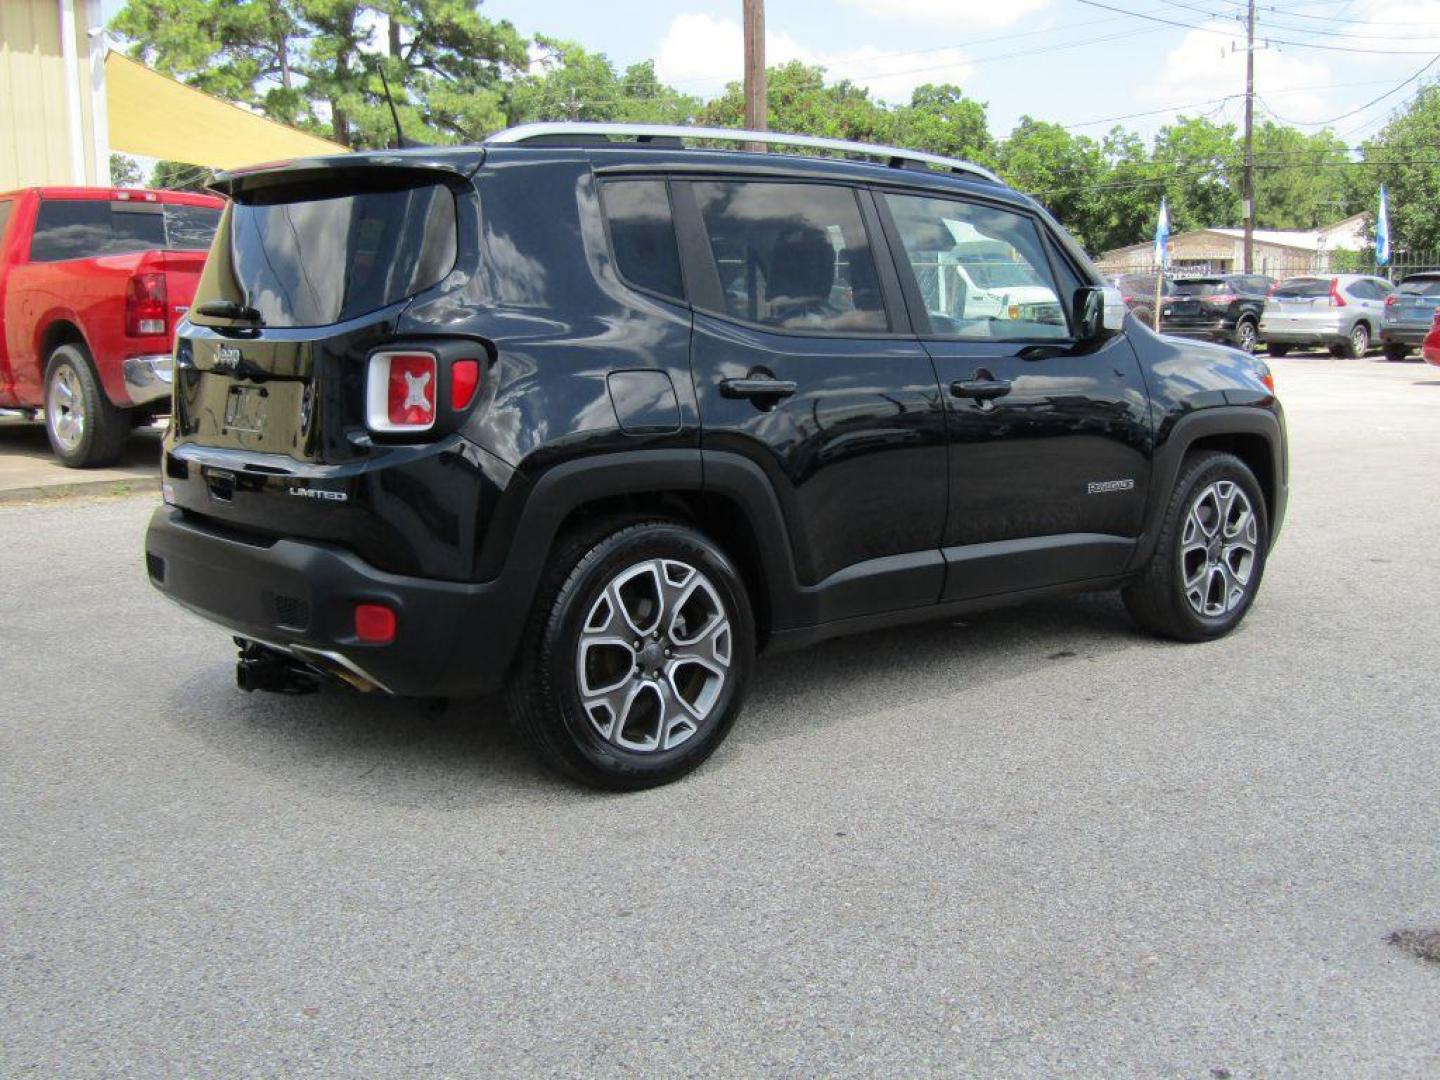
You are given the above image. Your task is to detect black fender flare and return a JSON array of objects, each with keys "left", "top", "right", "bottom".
[{"left": 1131, "top": 405, "right": 1288, "bottom": 569}]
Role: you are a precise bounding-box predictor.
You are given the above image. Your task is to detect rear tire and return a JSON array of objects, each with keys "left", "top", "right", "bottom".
[
  {"left": 1123, "top": 452, "right": 1269, "bottom": 643},
  {"left": 1338, "top": 322, "right": 1370, "bottom": 359},
  {"left": 1267, "top": 343, "right": 1290, "bottom": 358},
  {"left": 1383, "top": 344, "right": 1412, "bottom": 362},
  {"left": 44, "top": 344, "right": 130, "bottom": 468},
  {"left": 508, "top": 518, "right": 755, "bottom": 790}
]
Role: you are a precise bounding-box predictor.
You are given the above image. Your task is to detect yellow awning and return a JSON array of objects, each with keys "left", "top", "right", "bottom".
[{"left": 105, "top": 50, "right": 348, "bottom": 169}]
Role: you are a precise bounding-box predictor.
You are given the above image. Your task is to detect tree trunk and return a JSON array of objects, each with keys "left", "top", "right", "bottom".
[{"left": 332, "top": 103, "right": 351, "bottom": 147}]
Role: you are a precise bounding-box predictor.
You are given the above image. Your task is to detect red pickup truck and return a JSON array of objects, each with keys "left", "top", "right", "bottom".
[{"left": 0, "top": 186, "right": 223, "bottom": 466}]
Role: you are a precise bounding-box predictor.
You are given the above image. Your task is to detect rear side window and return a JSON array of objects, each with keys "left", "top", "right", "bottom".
[
  {"left": 0, "top": 200, "right": 13, "bottom": 246},
  {"left": 31, "top": 200, "right": 166, "bottom": 262},
  {"left": 1272, "top": 278, "right": 1328, "bottom": 299},
  {"left": 214, "top": 181, "right": 457, "bottom": 328},
  {"left": 600, "top": 179, "right": 684, "bottom": 303},
  {"left": 691, "top": 181, "right": 888, "bottom": 333}
]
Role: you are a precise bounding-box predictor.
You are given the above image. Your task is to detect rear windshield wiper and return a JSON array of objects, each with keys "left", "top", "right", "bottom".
[{"left": 195, "top": 299, "right": 264, "bottom": 323}]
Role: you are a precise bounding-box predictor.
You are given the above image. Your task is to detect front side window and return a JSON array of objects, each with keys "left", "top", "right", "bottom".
[
  {"left": 884, "top": 193, "right": 1068, "bottom": 340},
  {"left": 600, "top": 179, "right": 684, "bottom": 302},
  {"left": 691, "top": 181, "right": 887, "bottom": 333}
]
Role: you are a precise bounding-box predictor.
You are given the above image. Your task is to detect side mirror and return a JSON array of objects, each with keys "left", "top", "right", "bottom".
[{"left": 1073, "top": 286, "right": 1127, "bottom": 343}]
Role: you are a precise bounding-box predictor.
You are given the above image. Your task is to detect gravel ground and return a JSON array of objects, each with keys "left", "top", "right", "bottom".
[{"left": 2, "top": 354, "right": 1438, "bottom": 1077}]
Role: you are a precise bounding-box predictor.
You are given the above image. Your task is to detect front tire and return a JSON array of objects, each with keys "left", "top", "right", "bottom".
[
  {"left": 1123, "top": 452, "right": 1269, "bottom": 642},
  {"left": 509, "top": 519, "right": 755, "bottom": 790},
  {"left": 1233, "top": 318, "right": 1258, "bottom": 354},
  {"left": 44, "top": 344, "right": 129, "bottom": 468}
]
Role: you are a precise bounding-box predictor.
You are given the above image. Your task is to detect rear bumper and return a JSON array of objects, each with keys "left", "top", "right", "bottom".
[
  {"left": 1257, "top": 327, "right": 1347, "bottom": 345},
  {"left": 1161, "top": 320, "right": 1234, "bottom": 342},
  {"left": 144, "top": 507, "right": 520, "bottom": 697},
  {"left": 122, "top": 354, "right": 174, "bottom": 406},
  {"left": 1380, "top": 326, "right": 1428, "bottom": 346}
]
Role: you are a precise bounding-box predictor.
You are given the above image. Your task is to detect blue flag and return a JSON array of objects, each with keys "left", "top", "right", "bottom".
[
  {"left": 1154, "top": 198, "right": 1170, "bottom": 272},
  {"left": 1376, "top": 185, "right": 1391, "bottom": 267}
]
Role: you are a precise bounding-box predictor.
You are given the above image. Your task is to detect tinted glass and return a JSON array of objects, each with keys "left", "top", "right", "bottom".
[
  {"left": 600, "top": 179, "right": 684, "bottom": 302},
  {"left": 1399, "top": 277, "right": 1440, "bottom": 296},
  {"left": 223, "top": 182, "right": 456, "bottom": 327},
  {"left": 0, "top": 200, "right": 12, "bottom": 245},
  {"left": 692, "top": 181, "right": 887, "bottom": 332},
  {"left": 1171, "top": 279, "right": 1228, "bottom": 297},
  {"left": 1272, "top": 277, "right": 1328, "bottom": 299},
  {"left": 163, "top": 204, "right": 222, "bottom": 250},
  {"left": 1348, "top": 279, "right": 1378, "bottom": 299},
  {"left": 885, "top": 192, "right": 1068, "bottom": 339},
  {"left": 1245, "top": 276, "right": 1272, "bottom": 295},
  {"left": 30, "top": 200, "right": 167, "bottom": 262}
]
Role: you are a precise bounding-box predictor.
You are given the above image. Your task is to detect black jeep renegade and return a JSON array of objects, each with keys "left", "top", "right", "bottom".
[{"left": 144, "top": 123, "right": 1288, "bottom": 789}]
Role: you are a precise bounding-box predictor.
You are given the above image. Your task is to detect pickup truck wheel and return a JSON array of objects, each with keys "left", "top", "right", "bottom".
[
  {"left": 509, "top": 519, "right": 755, "bottom": 790},
  {"left": 1233, "top": 318, "right": 1258, "bottom": 354},
  {"left": 1123, "top": 451, "right": 1269, "bottom": 643},
  {"left": 44, "top": 344, "right": 129, "bottom": 468}
]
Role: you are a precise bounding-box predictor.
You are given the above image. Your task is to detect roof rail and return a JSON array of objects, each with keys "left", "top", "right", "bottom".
[{"left": 483, "top": 122, "right": 1002, "bottom": 185}]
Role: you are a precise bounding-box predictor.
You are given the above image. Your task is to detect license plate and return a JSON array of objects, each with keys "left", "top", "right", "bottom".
[
  {"left": 1163, "top": 307, "right": 1172, "bottom": 316},
  {"left": 223, "top": 385, "right": 268, "bottom": 434}
]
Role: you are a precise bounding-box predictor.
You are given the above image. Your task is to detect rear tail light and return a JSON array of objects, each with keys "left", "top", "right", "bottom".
[
  {"left": 1385, "top": 294, "right": 1398, "bottom": 307},
  {"left": 125, "top": 272, "right": 168, "bottom": 336},
  {"left": 1267, "top": 283, "right": 1277, "bottom": 296},
  {"left": 354, "top": 603, "right": 397, "bottom": 644},
  {"left": 1328, "top": 278, "right": 1347, "bottom": 307},
  {"left": 366, "top": 351, "right": 437, "bottom": 433}
]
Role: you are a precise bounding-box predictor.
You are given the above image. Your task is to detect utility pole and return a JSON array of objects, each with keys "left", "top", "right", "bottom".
[
  {"left": 1242, "top": 0, "right": 1256, "bottom": 273},
  {"left": 743, "top": 0, "right": 766, "bottom": 149}
]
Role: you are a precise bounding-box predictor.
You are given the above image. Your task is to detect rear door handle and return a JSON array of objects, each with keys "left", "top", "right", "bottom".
[
  {"left": 950, "top": 378, "right": 1012, "bottom": 401},
  {"left": 720, "top": 377, "right": 798, "bottom": 400}
]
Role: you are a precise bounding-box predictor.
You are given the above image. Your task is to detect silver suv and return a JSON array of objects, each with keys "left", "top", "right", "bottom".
[{"left": 1260, "top": 273, "right": 1394, "bottom": 358}]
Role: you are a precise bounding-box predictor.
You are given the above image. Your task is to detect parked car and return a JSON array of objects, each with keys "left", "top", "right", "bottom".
[
  {"left": 1159, "top": 273, "right": 1271, "bottom": 353},
  {"left": 143, "top": 123, "right": 1287, "bottom": 790},
  {"left": 0, "top": 186, "right": 224, "bottom": 466},
  {"left": 1260, "top": 273, "right": 1394, "bottom": 358},
  {"left": 1380, "top": 271, "right": 1440, "bottom": 361},
  {"left": 1423, "top": 310, "right": 1440, "bottom": 366},
  {"left": 1109, "top": 272, "right": 1168, "bottom": 326}
]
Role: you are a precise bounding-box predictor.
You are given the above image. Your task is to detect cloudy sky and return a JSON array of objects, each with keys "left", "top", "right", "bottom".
[{"left": 103, "top": 0, "right": 1440, "bottom": 145}]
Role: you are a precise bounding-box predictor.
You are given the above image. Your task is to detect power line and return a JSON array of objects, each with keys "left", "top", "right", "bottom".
[
  {"left": 1069, "top": 0, "right": 1440, "bottom": 53},
  {"left": 1257, "top": 55, "right": 1440, "bottom": 127}
]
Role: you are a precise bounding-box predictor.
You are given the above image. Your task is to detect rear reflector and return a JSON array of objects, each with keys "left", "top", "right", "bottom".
[
  {"left": 354, "top": 603, "right": 397, "bottom": 644},
  {"left": 366, "top": 351, "right": 437, "bottom": 433},
  {"left": 451, "top": 359, "right": 481, "bottom": 410}
]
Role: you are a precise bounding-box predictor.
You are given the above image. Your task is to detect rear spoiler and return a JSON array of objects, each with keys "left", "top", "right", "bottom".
[{"left": 209, "top": 146, "right": 485, "bottom": 200}]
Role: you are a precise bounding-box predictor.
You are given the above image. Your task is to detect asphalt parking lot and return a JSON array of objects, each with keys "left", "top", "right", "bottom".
[{"left": 2, "top": 353, "right": 1438, "bottom": 1077}]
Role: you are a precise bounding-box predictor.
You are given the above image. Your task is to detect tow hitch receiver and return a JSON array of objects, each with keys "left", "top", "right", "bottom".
[{"left": 235, "top": 639, "right": 322, "bottom": 695}]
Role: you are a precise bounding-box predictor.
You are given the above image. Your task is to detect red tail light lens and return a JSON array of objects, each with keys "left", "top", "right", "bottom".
[
  {"left": 1385, "top": 294, "right": 1398, "bottom": 307},
  {"left": 1329, "top": 278, "right": 1347, "bottom": 307},
  {"left": 125, "top": 272, "right": 168, "bottom": 336},
  {"left": 366, "top": 351, "right": 437, "bottom": 432},
  {"left": 450, "top": 359, "right": 481, "bottom": 410},
  {"left": 354, "top": 603, "right": 396, "bottom": 644}
]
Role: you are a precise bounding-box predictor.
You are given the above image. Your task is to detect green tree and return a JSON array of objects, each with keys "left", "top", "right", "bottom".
[
  {"left": 110, "top": 153, "right": 144, "bottom": 187},
  {"left": 884, "top": 84, "right": 995, "bottom": 165},
  {"left": 150, "top": 160, "right": 213, "bottom": 191},
  {"left": 699, "top": 62, "right": 890, "bottom": 145},
  {"left": 1149, "top": 115, "right": 1241, "bottom": 232},
  {"left": 1251, "top": 122, "right": 1352, "bottom": 230},
  {"left": 1355, "top": 84, "right": 1440, "bottom": 253},
  {"left": 995, "top": 118, "right": 1103, "bottom": 248},
  {"left": 507, "top": 40, "right": 697, "bottom": 125}
]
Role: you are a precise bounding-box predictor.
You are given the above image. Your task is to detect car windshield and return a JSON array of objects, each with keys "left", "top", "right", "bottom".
[
  {"left": 1171, "top": 279, "right": 1229, "bottom": 297},
  {"left": 1398, "top": 277, "right": 1440, "bottom": 296},
  {"left": 965, "top": 261, "right": 1043, "bottom": 288},
  {"left": 1272, "top": 278, "right": 1329, "bottom": 298}
]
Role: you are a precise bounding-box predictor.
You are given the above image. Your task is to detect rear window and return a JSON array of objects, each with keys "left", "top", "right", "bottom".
[
  {"left": 217, "top": 181, "right": 457, "bottom": 328},
  {"left": 1171, "top": 279, "right": 1228, "bottom": 297},
  {"left": 28, "top": 199, "right": 220, "bottom": 262},
  {"left": 1272, "top": 278, "right": 1329, "bottom": 299},
  {"left": 0, "top": 200, "right": 13, "bottom": 246},
  {"left": 1399, "top": 277, "right": 1440, "bottom": 296},
  {"left": 163, "top": 204, "right": 221, "bottom": 249}
]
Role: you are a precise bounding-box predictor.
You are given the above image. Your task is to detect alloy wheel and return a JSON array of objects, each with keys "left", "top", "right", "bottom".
[
  {"left": 576, "top": 558, "right": 732, "bottom": 753},
  {"left": 1180, "top": 480, "right": 1259, "bottom": 618},
  {"left": 1236, "top": 321, "right": 1257, "bottom": 353},
  {"left": 47, "top": 364, "right": 86, "bottom": 454},
  {"left": 1351, "top": 324, "right": 1369, "bottom": 356}
]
